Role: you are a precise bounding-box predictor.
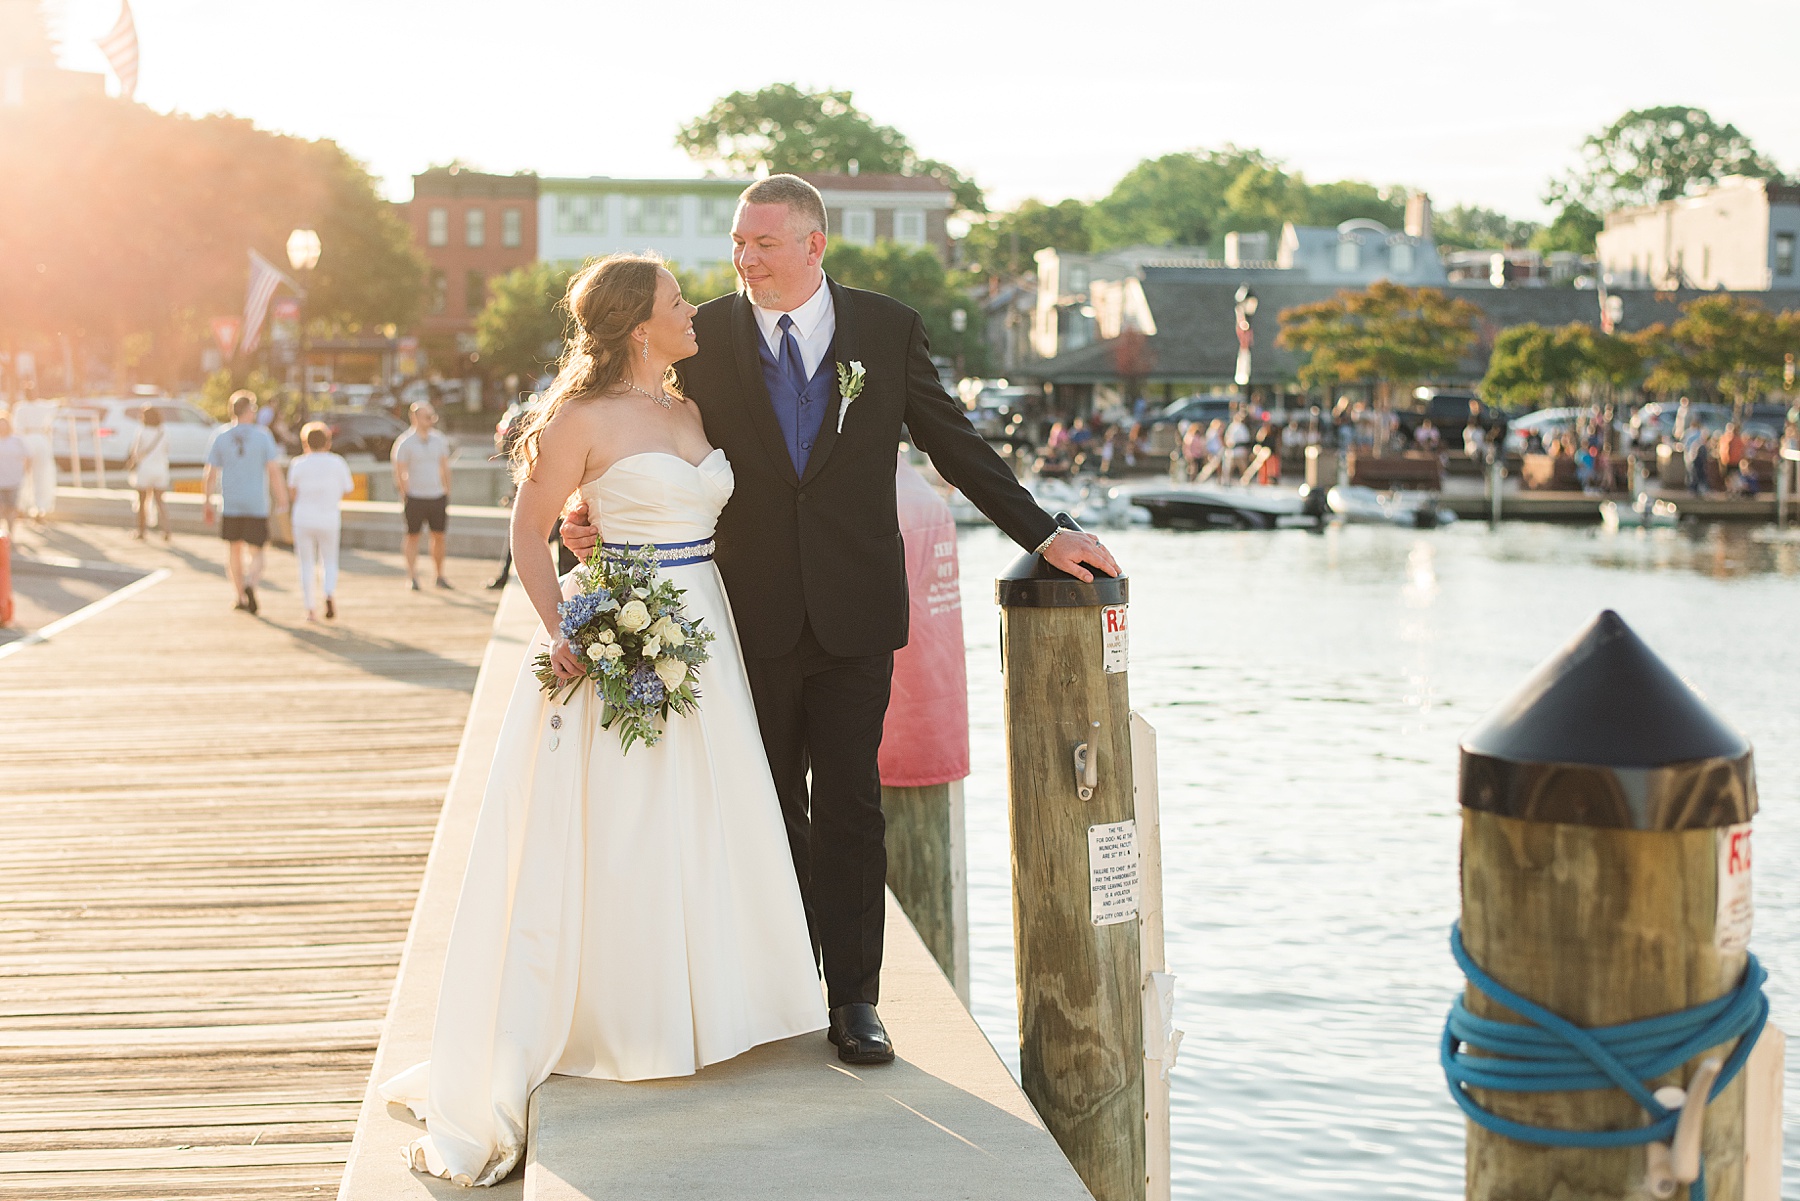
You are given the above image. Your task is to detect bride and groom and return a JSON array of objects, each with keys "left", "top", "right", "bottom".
[{"left": 380, "top": 174, "right": 1119, "bottom": 1186}]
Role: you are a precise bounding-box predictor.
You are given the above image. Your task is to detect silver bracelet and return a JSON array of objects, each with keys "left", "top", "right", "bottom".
[{"left": 1033, "top": 528, "right": 1062, "bottom": 556}]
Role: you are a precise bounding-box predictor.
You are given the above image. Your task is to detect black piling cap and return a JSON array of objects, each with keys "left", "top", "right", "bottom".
[
  {"left": 1459, "top": 610, "right": 1755, "bottom": 830},
  {"left": 996, "top": 512, "right": 1129, "bottom": 609}
]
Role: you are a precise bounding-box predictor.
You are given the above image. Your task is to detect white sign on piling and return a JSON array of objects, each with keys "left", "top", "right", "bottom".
[
  {"left": 1716, "top": 822, "right": 1753, "bottom": 954},
  {"left": 1088, "top": 819, "right": 1139, "bottom": 926},
  {"left": 1101, "top": 604, "right": 1128, "bottom": 674}
]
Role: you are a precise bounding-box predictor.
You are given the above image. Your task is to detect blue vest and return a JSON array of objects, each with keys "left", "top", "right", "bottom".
[{"left": 757, "top": 333, "right": 836, "bottom": 476}]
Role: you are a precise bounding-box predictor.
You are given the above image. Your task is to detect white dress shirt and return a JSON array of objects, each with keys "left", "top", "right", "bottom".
[{"left": 752, "top": 275, "right": 836, "bottom": 379}]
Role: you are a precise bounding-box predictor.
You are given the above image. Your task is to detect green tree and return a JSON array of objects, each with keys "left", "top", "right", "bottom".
[
  {"left": 1480, "top": 323, "right": 1586, "bottom": 408},
  {"left": 1276, "top": 282, "right": 1481, "bottom": 405},
  {"left": 677, "top": 84, "right": 982, "bottom": 212},
  {"left": 474, "top": 262, "right": 572, "bottom": 386},
  {"left": 671, "top": 263, "right": 740, "bottom": 306},
  {"left": 1550, "top": 106, "right": 1781, "bottom": 212},
  {"left": 1530, "top": 203, "right": 1605, "bottom": 255},
  {"left": 959, "top": 198, "right": 1091, "bottom": 277},
  {"left": 1637, "top": 295, "right": 1791, "bottom": 406},
  {"left": 824, "top": 240, "right": 983, "bottom": 373},
  {"left": 1086, "top": 147, "right": 1272, "bottom": 250},
  {"left": 1433, "top": 204, "right": 1542, "bottom": 251},
  {"left": 1299, "top": 179, "right": 1407, "bottom": 231}
]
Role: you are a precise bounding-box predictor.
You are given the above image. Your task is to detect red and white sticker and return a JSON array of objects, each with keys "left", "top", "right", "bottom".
[
  {"left": 1716, "top": 822, "right": 1753, "bottom": 954},
  {"left": 1101, "top": 604, "right": 1128, "bottom": 674}
]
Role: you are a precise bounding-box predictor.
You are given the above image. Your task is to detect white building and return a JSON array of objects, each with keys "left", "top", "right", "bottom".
[
  {"left": 536, "top": 177, "right": 753, "bottom": 274},
  {"left": 1597, "top": 176, "right": 1800, "bottom": 291}
]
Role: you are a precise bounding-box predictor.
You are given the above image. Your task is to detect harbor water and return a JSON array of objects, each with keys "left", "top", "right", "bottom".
[{"left": 953, "top": 520, "right": 1800, "bottom": 1200}]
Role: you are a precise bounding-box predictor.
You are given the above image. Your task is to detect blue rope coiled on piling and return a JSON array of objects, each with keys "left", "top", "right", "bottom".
[{"left": 1441, "top": 922, "right": 1767, "bottom": 1201}]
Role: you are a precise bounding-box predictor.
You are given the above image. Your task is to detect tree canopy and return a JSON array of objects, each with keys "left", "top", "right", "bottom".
[
  {"left": 677, "top": 84, "right": 982, "bottom": 212},
  {"left": 824, "top": 240, "right": 982, "bottom": 373},
  {"left": 1549, "top": 106, "right": 1782, "bottom": 213},
  {"left": 1432, "top": 204, "right": 1542, "bottom": 251},
  {"left": 1276, "top": 282, "right": 1481, "bottom": 403},
  {"left": 959, "top": 198, "right": 1092, "bottom": 278},
  {"left": 1637, "top": 295, "right": 1797, "bottom": 407},
  {"left": 0, "top": 96, "right": 423, "bottom": 389},
  {"left": 474, "top": 262, "right": 572, "bottom": 387}
]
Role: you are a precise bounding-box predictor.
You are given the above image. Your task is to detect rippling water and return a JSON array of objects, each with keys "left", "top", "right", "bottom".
[{"left": 952, "top": 521, "right": 1800, "bottom": 1200}]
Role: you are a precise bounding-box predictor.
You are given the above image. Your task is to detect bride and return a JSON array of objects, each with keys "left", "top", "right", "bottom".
[{"left": 380, "top": 254, "right": 826, "bottom": 1186}]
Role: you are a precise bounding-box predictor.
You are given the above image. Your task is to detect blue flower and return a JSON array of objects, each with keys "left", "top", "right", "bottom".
[
  {"left": 627, "top": 664, "right": 666, "bottom": 707},
  {"left": 557, "top": 588, "right": 617, "bottom": 639}
]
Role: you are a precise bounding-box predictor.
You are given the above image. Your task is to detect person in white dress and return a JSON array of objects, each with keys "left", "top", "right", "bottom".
[
  {"left": 11, "top": 397, "right": 56, "bottom": 522},
  {"left": 126, "top": 406, "right": 172, "bottom": 542},
  {"left": 380, "top": 254, "right": 824, "bottom": 1187},
  {"left": 287, "top": 422, "right": 355, "bottom": 621}
]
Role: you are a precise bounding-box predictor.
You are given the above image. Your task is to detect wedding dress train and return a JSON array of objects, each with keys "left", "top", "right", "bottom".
[{"left": 380, "top": 449, "right": 825, "bottom": 1186}]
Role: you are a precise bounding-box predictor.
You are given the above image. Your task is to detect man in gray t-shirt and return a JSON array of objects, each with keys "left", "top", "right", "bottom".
[{"left": 391, "top": 402, "right": 454, "bottom": 590}]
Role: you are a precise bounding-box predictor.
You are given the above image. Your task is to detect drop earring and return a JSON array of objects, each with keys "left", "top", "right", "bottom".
[{"left": 641, "top": 339, "right": 648, "bottom": 363}]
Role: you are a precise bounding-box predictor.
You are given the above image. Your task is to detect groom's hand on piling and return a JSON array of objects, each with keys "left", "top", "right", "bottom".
[
  {"left": 1043, "top": 531, "right": 1120, "bottom": 583},
  {"left": 561, "top": 499, "right": 599, "bottom": 557}
]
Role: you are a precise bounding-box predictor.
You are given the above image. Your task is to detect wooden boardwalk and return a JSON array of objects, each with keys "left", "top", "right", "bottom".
[{"left": 0, "top": 524, "right": 500, "bottom": 1199}]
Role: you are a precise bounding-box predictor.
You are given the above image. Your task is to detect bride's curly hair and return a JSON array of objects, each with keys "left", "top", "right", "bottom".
[{"left": 511, "top": 253, "right": 683, "bottom": 482}]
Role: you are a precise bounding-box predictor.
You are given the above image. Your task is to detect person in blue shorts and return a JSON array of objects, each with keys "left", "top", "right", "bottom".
[{"left": 203, "top": 391, "right": 289, "bottom": 614}]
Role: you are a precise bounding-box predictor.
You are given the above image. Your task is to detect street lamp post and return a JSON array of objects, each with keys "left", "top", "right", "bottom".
[
  {"left": 1233, "top": 284, "right": 1257, "bottom": 391},
  {"left": 950, "top": 307, "right": 968, "bottom": 385},
  {"left": 286, "top": 228, "right": 322, "bottom": 414}
]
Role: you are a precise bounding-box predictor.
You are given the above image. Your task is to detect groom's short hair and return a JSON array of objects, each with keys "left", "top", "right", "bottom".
[{"left": 738, "top": 175, "right": 828, "bottom": 239}]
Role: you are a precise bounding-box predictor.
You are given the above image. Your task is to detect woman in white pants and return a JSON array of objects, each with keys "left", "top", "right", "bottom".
[{"left": 286, "top": 422, "right": 354, "bottom": 621}]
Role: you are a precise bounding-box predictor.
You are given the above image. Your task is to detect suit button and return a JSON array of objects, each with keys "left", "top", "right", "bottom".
[
  {"left": 800, "top": 440, "right": 812, "bottom": 450},
  {"left": 798, "top": 491, "right": 809, "bottom": 503}
]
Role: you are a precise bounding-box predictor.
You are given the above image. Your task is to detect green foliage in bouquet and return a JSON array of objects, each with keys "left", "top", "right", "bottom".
[{"left": 533, "top": 545, "right": 716, "bottom": 753}]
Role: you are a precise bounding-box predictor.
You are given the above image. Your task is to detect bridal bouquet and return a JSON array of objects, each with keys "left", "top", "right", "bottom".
[{"left": 533, "top": 545, "right": 716, "bottom": 753}]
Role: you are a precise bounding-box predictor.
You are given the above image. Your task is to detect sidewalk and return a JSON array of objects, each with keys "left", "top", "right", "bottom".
[{"left": 0, "top": 524, "right": 499, "bottom": 1199}]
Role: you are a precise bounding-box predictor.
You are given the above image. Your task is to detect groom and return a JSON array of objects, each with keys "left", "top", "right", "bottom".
[{"left": 565, "top": 175, "right": 1118, "bottom": 1064}]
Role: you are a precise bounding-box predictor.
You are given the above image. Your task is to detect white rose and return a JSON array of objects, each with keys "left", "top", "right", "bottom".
[
  {"left": 596, "top": 628, "right": 616, "bottom": 644},
  {"left": 601, "top": 642, "right": 625, "bottom": 660},
  {"left": 617, "top": 600, "right": 650, "bottom": 633},
  {"left": 660, "top": 624, "right": 686, "bottom": 648},
  {"left": 654, "top": 658, "right": 689, "bottom": 692},
  {"left": 586, "top": 643, "right": 606, "bottom": 661},
  {"left": 642, "top": 634, "right": 662, "bottom": 658}
]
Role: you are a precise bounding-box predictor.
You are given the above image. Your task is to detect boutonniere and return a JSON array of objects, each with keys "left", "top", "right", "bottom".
[{"left": 835, "top": 360, "right": 866, "bottom": 433}]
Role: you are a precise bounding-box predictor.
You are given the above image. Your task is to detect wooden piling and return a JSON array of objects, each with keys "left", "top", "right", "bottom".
[
  {"left": 1458, "top": 610, "right": 1760, "bottom": 1201},
  {"left": 998, "top": 533, "right": 1145, "bottom": 1201},
  {"left": 881, "top": 781, "right": 969, "bottom": 1003}
]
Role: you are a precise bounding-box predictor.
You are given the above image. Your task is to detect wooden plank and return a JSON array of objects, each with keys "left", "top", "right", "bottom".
[{"left": 0, "top": 524, "right": 497, "bottom": 1200}]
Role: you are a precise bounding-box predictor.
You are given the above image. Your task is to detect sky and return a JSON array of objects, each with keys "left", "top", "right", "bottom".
[{"left": 44, "top": 0, "right": 1800, "bottom": 222}]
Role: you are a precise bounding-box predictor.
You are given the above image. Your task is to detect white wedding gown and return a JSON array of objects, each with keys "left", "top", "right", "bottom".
[{"left": 380, "top": 449, "right": 826, "bottom": 1186}]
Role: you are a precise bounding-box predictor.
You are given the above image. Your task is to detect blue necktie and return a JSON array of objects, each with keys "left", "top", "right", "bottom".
[{"left": 777, "top": 314, "right": 808, "bottom": 397}]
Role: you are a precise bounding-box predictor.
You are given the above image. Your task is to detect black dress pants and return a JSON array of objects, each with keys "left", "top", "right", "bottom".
[{"left": 743, "top": 622, "right": 893, "bottom": 1008}]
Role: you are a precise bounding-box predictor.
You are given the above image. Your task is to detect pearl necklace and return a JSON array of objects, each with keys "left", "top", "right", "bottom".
[{"left": 624, "top": 380, "right": 674, "bottom": 409}]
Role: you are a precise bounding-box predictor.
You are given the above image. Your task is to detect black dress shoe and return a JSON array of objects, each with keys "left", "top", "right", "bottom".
[{"left": 827, "top": 1003, "right": 895, "bottom": 1065}]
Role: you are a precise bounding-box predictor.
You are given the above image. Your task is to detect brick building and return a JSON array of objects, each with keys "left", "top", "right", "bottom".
[{"left": 400, "top": 168, "right": 540, "bottom": 350}]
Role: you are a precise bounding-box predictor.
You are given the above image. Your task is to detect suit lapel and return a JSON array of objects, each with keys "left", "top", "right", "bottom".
[
  {"left": 730, "top": 293, "right": 800, "bottom": 488},
  {"left": 798, "top": 277, "right": 858, "bottom": 487}
]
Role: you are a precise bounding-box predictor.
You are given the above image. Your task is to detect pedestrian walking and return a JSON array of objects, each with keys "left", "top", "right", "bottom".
[
  {"left": 0, "top": 413, "right": 28, "bottom": 541},
  {"left": 392, "top": 402, "right": 453, "bottom": 591},
  {"left": 287, "top": 421, "right": 354, "bottom": 622},
  {"left": 203, "top": 390, "right": 288, "bottom": 614},
  {"left": 126, "top": 405, "right": 171, "bottom": 542},
  {"left": 11, "top": 397, "right": 55, "bottom": 522}
]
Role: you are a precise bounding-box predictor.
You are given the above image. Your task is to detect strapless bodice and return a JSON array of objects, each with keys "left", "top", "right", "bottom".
[{"left": 577, "top": 449, "right": 733, "bottom": 546}]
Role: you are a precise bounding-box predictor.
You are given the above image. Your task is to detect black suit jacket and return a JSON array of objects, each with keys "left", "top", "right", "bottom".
[{"left": 681, "top": 279, "right": 1057, "bottom": 659}]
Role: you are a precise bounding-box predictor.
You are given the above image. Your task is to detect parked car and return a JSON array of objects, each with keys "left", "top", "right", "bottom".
[
  {"left": 1501, "top": 406, "right": 1634, "bottom": 455},
  {"left": 1627, "top": 402, "right": 1733, "bottom": 448},
  {"left": 1743, "top": 403, "right": 1795, "bottom": 442},
  {"left": 966, "top": 385, "right": 1037, "bottom": 449},
  {"left": 1152, "top": 394, "right": 1258, "bottom": 429},
  {"left": 53, "top": 397, "right": 223, "bottom": 468},
  {"left": 1397, "top": 388, "right": 1503, "bottom": 441},
  {"left": 312, "top": 408, "right": 410, "bottom": 460}
]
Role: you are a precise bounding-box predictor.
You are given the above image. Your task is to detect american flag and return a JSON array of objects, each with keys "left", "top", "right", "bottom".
[
  {"left": 95, "top": 2, "right": 140, "bottom": 100},
  {"left": 237, "top": 250, "right": 297, "bottom": 358}
]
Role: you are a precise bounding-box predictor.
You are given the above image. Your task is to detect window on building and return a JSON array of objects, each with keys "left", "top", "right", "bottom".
[
  {"left": 465, "top": 270, "right": 486, "bottom": 315},
  {"left": 893, "top": 209, "right": 926, "bottom": 246},
  {"left": 1777, "top": 233, "right": 1795, "bottom": 276},
  {"left": 428, "top": 269, "right": 448, "bottom": 315},
  {"left": 1336, "top": 239, "right": 1360, "bottom": 272},
  {"left": 843, "top": 208, "right": 875, "bottom": 246},
  {"left": 697, "top": 196, "right": 735, "bottom": 235},
  {"left": 465, "top": 208, "right": 486, "bottom": 248},
  {"left": 502, "top": 208, "right": 523, "bottom": 249},
  {"left": 625, "top": 195, "right": 683, "bottom": 235},
  {"left": 1390, "top": 242, "right": 1414, "bottom": 275},
  {"left": 427, "top": 208, "right": 449, "bottom": 248},
  {"left": 556, "top": 194, "right": 605, "bottom": 236}
]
